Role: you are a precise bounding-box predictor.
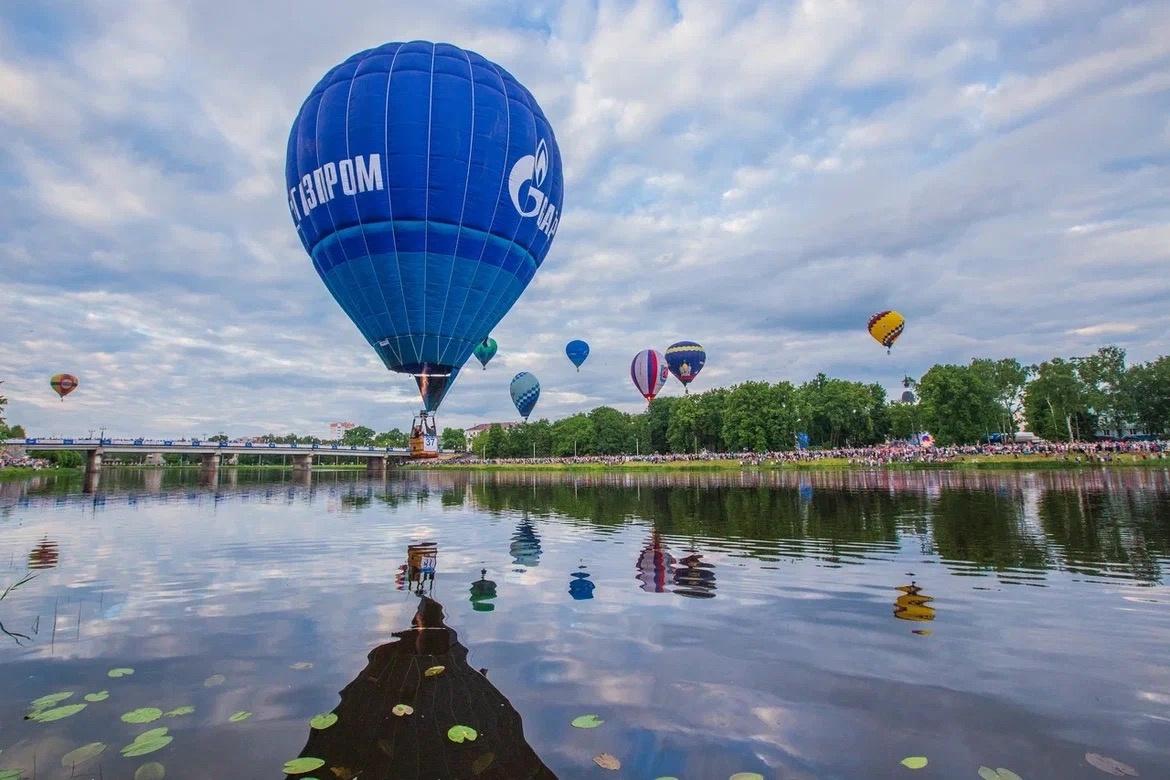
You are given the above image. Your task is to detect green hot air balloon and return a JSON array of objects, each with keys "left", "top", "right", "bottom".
[{"left": 473, "top": 338, "right": 498, "bottom": 370}]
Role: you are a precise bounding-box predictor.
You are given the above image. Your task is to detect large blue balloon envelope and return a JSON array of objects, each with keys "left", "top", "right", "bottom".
[
  {"left": 565, "top": 339, "right": 589, "bottom": 371},
  {"left": 665, "top": 341, "right": 706, "bottom": 393},
  {"left": 286, "top": 42, "right": 565, "bottom": 412},
  {"left": 510, "top": 372, "right": 540, "bottom": 420}
]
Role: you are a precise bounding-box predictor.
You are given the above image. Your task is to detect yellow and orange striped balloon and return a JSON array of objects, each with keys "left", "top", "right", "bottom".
[
  {"left": 867, "top": 311, "right": 904, "bottom": 353},
  {"left": 49, "top": 373, "right": 79, "bottom": 400}
]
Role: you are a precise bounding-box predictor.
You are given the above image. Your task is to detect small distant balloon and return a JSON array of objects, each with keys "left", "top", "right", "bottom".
[
  {"left": 50, "top": 373, "right": 79, "bottom": 401},
  {"left": 473, "top": 338, "right": 497, "bottom": 370},
  {"left": 901, "top": 390, "right": 916, "bottom": 403},
  {"left": 867, "top": 310, "right": 905, "bottom": 353},
  {"left": 565, "top": 339, "right": 589, "bottom": 371},
  {"left": 630, "top": 349, "right": 668, "bottom": 403},
  {"left": 510, "top": 372, "right": 540, "bottom": 420},
  {"left": 665, "top": 341, "right": 705, "bottom": 392}
]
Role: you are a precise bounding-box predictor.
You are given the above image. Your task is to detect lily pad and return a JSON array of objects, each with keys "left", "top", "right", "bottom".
[
  {"left": 108, "top": 667, "right": 135, "bottom": 678},
  {"left": 85, "top": 691, "right": 110, "bottom": 702},
  {"left": 447, "top": 725, "right": 478, "bottom": 744},
  {"left": 135, "top": 762, "right": 167, "bottom": 780},
  {"left": 229, "top": 711, "right": 252, "bottom": 723},
  {"left": 122, "top": 707, "right": 163, "bottom": 724},
  {"left": 310, "top": 713, "right": 338, "bottom": 730},
  {"left": 137, "top": 728, "right": 170, "bottom": 741},
  {"left": 392, "top": 704, "right": 414, "bottom": 717},
  {"left": 901, "top": 756, "right": 928, "bottom": 770},
  {"left": 282, "top": 757, "right": 326, "bottom": 774},
  {"left": 31, "top": 703, "right": 87, "bottom": 722},
  {"left": 593, "top": 753, "right": 621, "bottom": 771},
  {"left": 203, "top": 674, "right": 226, "bottom": 687},
  {"left": 979, "top": 769, "right": 1023, "bottom": 780},
  {"left": 472, "top": 753, "right": 496, "bottom": 775},
  {"left": 1085, "top": 753, "right": 1138, "bottom": 776},
  {"left": 164, "top": 706, "right": 194, "bottom": 717},
  {"left": 31, "top": 692, "right": 74, "bottom": 709},
  {"left": 290, "top": 662, "right": 313, "bottom": 670},
  {"left": 424, "top": 665, "right": 445, "bottom": 677},
  {"left": 571, "top": 714, "right": 604, "bottom": 729},
  {"left": 121, "top": 733, "right": 173, "bottom": 758},
  {"left": 61, "top": 742, "right": 106, "bottom": 768},
  {"left": 729, "top": 775, "right": 764, "bottom": 780}
]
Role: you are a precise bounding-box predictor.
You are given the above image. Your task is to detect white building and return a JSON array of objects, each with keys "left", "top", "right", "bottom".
[{"left": 464, "top": 422, "right": 520, "bottom": 451}]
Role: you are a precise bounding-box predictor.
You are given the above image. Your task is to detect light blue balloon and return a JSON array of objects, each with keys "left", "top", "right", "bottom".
[
  {"left": 286, "top": 42, "right": 564, "bottom": 411},
  {"left": 510, "top": 372, "right": 540, "bottom": 420}
]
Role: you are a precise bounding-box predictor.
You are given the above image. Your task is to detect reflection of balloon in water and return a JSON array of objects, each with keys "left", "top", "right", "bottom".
[
  {"left": 894, "top": 583, "right": 935, "bottom": 622},
  {"left": 510, "top": 372, "right": 540, "bottom": 420},
  {"left": 50, "top": 373, "right": 79, "bottom": 400},
  {"left": 286, "top": 42, "right": 564, "bottom": 412},
  {"left": 29, "top": 538, "right": 60, "bottom": 569},
  {"left": 469, "top": 568, "right": 498, "bottom": 612},
  {"left": 673, "top": 553, "right": 716, "bottom": 598},
  {"left": 569, "top": 567, "right": 595, "bottom": 600},
  {"left": 473, "top": 338, "right": 497, "bottom": 370},
  {"left": 867, "top": 310, "right": 905, "bottom": 353},
  {"left": 664, "top": 341, "right": 705, "bottom": 392},
  {"left": 630, "top": 349, "right": 669, "bottom": 403},
  {"left": 636, "top": 532, "right": 675, "bottom": 593},
  {"left": 564, "top": 339, "right": 589, "bottom": 371}
]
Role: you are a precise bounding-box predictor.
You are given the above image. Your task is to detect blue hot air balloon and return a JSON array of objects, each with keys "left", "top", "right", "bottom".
[
  {"left": 510, "top": 372, "right": 540, "bottom": 420},
  {"left": 565, "top": 339, "right": 589, "bottom": 371},
  {"left": 286, "top": 42, "right": 564, "bottom": 412},
  {"left": 665, "top": 341, "right": 706, "bottom": 393}
]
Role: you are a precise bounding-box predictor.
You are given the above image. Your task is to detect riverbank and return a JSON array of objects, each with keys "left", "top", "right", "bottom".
[
  {"left": 0, "top": 466, "right": 79, "bottom": 480},
  {"left": 413, "top": 453, "right": 1169, "bottom": 472}
]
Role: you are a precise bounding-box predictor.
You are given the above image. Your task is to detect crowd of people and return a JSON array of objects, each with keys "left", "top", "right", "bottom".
[
  {"left": 0, "top": 449, "right": 49, "bottom": 470},
  {"left": 437, "top": 439, "right": 1169, "bottom": 468}
]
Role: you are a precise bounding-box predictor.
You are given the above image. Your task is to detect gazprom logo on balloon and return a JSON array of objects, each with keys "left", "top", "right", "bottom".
[
  {"left": 288, "top": 140, "right": 559, "bottom": 239},
  {"left": 507, "top": 139, "right": 559, "bottom": 238}
]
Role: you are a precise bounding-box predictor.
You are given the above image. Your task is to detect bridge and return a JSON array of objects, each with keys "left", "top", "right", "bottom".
[{"left": 3, "top": 437, "right": 416, "bottom": 476}]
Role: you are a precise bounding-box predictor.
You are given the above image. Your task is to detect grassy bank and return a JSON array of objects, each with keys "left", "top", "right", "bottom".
[
  {"left": 0, "top": 467, "right": 80, "bottom": 480},
  {"left": 418, "top": 454, "right": 1169, "bottom": 473}
]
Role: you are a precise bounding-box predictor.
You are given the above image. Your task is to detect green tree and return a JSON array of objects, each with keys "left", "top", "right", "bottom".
[
  {"left": 917, "top": 364, "right": 1000, "bottom": 445},
  {"left": 722, "top": 381, "right": 799, "bottom": 452},
  {"left": 888, "top": 402, "right": 919, "bottom": 440},
  {"left": 695, "top": 388, "right": 728, "bottom": 451},
  {"left": 342, "top": 426, "right": 376, "bottom": 446},
  {"left": 798, "top": 374, "right": 886, "bottom": 447},
  {"left": 590, "top": 407, "right": 631, "bottom": 454},
  {"left": 480, "top": 424, "right": 508, "bottom": 458},
  {"left": 1075, "top": 346, "right": 1127, "bottom": 437},
  {"left": 1024, "top": 358, "right": 1094, "bottom": 441},
  {"left": 645, "top": 397, "right": 679, "bottom": 453},
  {"left": 374, "top": 428, "right": 408, "bottom": 447},
  {"left": 528, "top": 419, "right": 554, "bottom": 457},
  {"left": 551, "top": 414, "right": 594, "bottom": 456},
  {"left": 209, "top": 433, "right": 229, "bottom": 443},
  {"left": 667, "top": 394, "right": 701, "bottom": 453},
  {"left": 440, "top": 427, "right": 465, "bottom": 451},
  {"left": 1125, "top": 357, "right": 1170, "bottom": 435},
  {"left": 969, "top": 358, "right": 1031, "bottom": 435}
]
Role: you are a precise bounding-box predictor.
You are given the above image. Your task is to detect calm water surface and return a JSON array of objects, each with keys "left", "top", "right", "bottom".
[{"left": 1, "top": 468, "right": 1168, "bottom": 779}]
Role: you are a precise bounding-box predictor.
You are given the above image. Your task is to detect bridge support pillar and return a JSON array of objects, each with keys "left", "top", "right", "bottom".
[
  {"left": 226, "top": 453, "right": 239, "bottom": 466},
  {"left": 144, "top": 452, "right": 164, "bottom": 467},
  {"left": 366, "top": 456, "right": 388, "bottom": 476},
  {"left": 292, "top": 454, "right": 313, "bottom": 472},
  {"left": 85, "top": 448, "right": 103, "bottom": 476},
  {"left": 201, "top": 452, "right": 221, "bottom": 471}
]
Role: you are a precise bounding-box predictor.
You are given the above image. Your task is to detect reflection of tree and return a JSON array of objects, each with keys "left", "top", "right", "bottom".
[
  {"left": 1038, "top": 490, "right": 1164, "bottom": 583},
  {"left": 635, "top": 532, "right": 674, "bottom": 593},
  {"left": 672, "top": 552, "right": 716, "bottom": 598},
  {"left": 931, "top": 489, "right": 1050, "bottom": 572},
  {"left": 510, "top": 516, "right": 543, "bottom": 567},
  {"left": 290, "top": 595, "right": 555, "bottom": 779}
]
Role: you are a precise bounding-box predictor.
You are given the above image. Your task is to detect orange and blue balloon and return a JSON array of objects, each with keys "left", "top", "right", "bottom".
[{"left": 50, "top": 374, "right": 78, "bottom": 401}]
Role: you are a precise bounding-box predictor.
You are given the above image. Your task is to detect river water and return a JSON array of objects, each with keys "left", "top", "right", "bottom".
[{"left": 1, "top": 467, "right": 1168, "bottom": 779}]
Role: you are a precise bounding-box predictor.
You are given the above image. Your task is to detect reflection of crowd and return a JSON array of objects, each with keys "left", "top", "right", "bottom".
[{"left": 440, "top": 439, "right": 1169, "bottom": 468}]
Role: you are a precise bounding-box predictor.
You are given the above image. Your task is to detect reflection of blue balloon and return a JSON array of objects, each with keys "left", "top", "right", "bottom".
[
  {"left": 510, "top": 372, "right": 540, "bottom": 420},
  {"left": 565, "top": 339, "right": 589, "bottom": 371},
  {"left": 286, "top": 42, "right": 564, "bottom": 412},
  {"left": 569, "top": 571, "right": 595, "bottom": 600}
]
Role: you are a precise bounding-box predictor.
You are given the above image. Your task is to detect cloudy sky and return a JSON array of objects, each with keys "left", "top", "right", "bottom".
[{"left": 2, "top": 0, "right": 1168, "bottom": 438}]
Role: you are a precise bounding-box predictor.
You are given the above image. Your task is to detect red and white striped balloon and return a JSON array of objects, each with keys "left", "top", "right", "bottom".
[{"left": 630, "top": 349, "right": 669, "bottom": 402}]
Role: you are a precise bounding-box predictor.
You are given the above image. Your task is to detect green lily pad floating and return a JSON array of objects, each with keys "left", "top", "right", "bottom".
[
  {"left": 1085, "top": 753, "right": 1139, "bottom": 776},
  {"left": 729, "top": 774, "right": 765, "bottom": 780},
  {"left": 228, "top": 711, "right": 252, "bottom": 723},
  {"left": 31, "top": 692, "right": 74, "bottom": 709},
  {"left": 61, "top": 742, "right": 106, "bottom": 768},
  {"left": 31, "top": 703, "right": 87, "bottom": 722},
  {"left": 121, "top": 728, "right": 172, "bottom": 758},
  {"left": 571, "top": 714, "right": 604, "bottom": 729},
  {"left": 901, "top": 756, "right": 928, "bottom": 770},
  {"left": 310, "top": 713, "right": 338, "bottom": 730},
  {"left": 392, "top": 704, "right": 414, "bottom": 717},
  {"left": 979, "top": 768, "right": 1023, "bottom": 780},
  {"left": 203, "top": 674, "right": 226, "bottom": 687},
  {"left": 0, "top": 770, "right": 22, "bottom": 780},
  {"left": 135, "top": 762, "right": 167, "bottom": 780},
  {"left": 282, "top": 757, "right": 326, "bottom": 774},
  {"left": 122, "top": 707, "right": 163, "bottom": 724},
  {"left": 108, "top": 667, "right": 135, "bottom": 678},
  {"left": 85, "top": 691, "right": 110, "bottom": 702},
  {"left": 447, "top": 725, "right": 478, "bottom": 744},
  {"left": 424, "top": 665, "right": 445, "bottom": 677},
  {"left": 164, "top": 706, "right": 194, "bottom": 717}
]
